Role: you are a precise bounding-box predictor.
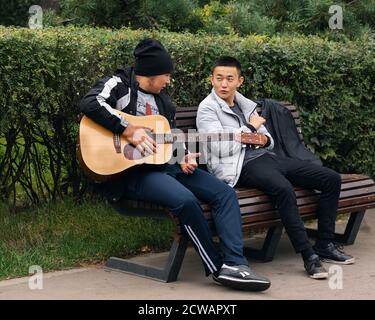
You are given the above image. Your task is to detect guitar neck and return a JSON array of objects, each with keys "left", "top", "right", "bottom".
[{"left": 152, "top": 132, "right": 236, "bottom": 144}]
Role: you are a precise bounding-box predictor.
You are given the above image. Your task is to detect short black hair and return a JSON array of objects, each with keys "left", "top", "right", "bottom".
[{"left": 212, "top": 56, "right": 242, "bottom": 75}]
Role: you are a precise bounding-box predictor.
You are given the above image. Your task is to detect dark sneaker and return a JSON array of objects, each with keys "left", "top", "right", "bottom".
[
  {"left": 313, "top": 243, "right": 355, "bottom": 265},
  {"left": 304, "top": 254, "right": 328, "bottom": 279},
  {"left": 213, "top": 264, "right": 271, "bottom": 291}
]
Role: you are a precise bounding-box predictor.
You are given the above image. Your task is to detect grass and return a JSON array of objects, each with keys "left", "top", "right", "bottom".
[{"left": 0, "top": 198, "right": 174, "bottom": 281}]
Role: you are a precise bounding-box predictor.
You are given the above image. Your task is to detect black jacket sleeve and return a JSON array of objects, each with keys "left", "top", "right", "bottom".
[{"left": 79, "top": 76, "right": 128, "bottom": 134}]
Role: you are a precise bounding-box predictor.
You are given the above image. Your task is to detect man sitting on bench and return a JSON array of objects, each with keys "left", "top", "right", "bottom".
[
  {"left": 79, "top": 39, "right": 271, "bottom": 291},
  {"left": 196, "top": 56, "right": 354, "bottom": 280}
]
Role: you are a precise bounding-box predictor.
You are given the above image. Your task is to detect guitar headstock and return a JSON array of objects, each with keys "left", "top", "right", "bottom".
[{"left": 240, "top": 132, "right": 264, "bottom": 145}]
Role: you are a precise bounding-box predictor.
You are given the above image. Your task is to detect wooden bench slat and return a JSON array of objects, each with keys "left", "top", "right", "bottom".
[
  {"left": 340, "top": 186, "right": 375, "bottom": 198},
  {"left": 175, "top": 111, "right": 198, "bottom": 118},
  {"left": 175, "top": 119, "right": 197, "bottom": 126},
  {"left": 234, "top": 187, "right": 315, "bottom": 198},
  {"left": 279, "top": 101, "right": 293, "bottom": 106},
  {"left": 339, "top": 179, "right": 374, "bottom": 190},
  {"left": 341, "top": 174, "right": 370, "bottom": 180},
  {"left": 176, "top": 106, "right": 201, "bottom": 112},
  {"left": 236, "top": 194, "right": 320, "bottom": 207}
]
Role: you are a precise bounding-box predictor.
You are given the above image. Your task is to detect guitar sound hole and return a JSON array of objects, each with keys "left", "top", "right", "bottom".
[{"left": 123, "top": 144, "right": 146, "bottom": 160}]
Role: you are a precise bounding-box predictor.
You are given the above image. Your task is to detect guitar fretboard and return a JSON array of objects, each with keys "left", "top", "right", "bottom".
[{"left": 151, "top": 133, "right": 236, "bottom": 144}]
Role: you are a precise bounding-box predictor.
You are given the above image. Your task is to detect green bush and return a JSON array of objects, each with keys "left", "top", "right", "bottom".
[
  {"left": 228, "top": 1, "right": 277, "bottom": 36},
  {"left": 3, "top": 0, "right": 375, "bottom": 39},
  {"left": 0, "top": 0, "right": 35, "bottom": 27},
  {"left": 0, "top": 26, "right": 374, "bottom": 207},
  {"left": 139, "top": 0, "right": 202, "bottom": 32},
  {"left": 250, "top": 0, "right": 375, "bottom": 38},
  {"left": 59, "top": 0, "right": 129, "bottom": 27},
  {"left": 58, "top": 0, "right": 202, "bottom": 31}
]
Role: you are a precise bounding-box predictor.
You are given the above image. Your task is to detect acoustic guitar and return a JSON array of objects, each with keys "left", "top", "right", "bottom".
[{"left": 77, "top": 111, "right": 265, "bottom": 182}]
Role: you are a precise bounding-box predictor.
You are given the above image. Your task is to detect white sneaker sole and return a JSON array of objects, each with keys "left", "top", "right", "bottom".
[
  {"left": 321, "top": 257, "right": 355, "bottom": 265},
  {"left": 310, "top": 272, "right": 329, "bottom": 279},
  {"left": 217, "top": 275, "right": 271, "bottom": 291}
]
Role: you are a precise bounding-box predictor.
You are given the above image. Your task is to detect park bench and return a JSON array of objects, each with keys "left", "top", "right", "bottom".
[{"left": 104, "top": 101, "right": 375, "bottom": 282}]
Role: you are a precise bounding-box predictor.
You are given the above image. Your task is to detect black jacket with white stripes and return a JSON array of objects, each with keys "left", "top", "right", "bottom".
[{"left": 79, "top": 66, "right": 177, "bottom": 133}]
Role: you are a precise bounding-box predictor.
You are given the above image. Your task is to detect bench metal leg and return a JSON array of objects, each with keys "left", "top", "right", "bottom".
[
  {"left": 243, "top": 225, "right": 283, "bottom": 262},
  {"left": 105, "top": 235, "right": 188, "bottom": 282},
  {"left": 306, "top": 211, "right": 365, "bottom": 245}
]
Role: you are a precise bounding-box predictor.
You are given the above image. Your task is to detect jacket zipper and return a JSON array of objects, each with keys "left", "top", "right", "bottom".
[{"left": 220, "top": 105, "right": 245, "bottom": 186}]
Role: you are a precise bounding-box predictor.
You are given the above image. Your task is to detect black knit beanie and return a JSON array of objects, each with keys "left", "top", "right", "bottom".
[{"left": 134, "top": 38, "right": 174, "bottom": 76}]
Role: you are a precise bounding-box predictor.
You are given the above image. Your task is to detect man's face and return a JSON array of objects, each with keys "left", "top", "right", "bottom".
[
  {"left": 146, "top": 74, "right": 171, "bottom": 93},
  {"left": 211, "top": 66, "right": 243, "bottom": 104}
]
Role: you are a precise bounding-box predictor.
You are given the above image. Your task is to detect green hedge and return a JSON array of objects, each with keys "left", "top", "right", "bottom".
[{"left": 0, "top": 26, "right": 374, "bottom": 206}]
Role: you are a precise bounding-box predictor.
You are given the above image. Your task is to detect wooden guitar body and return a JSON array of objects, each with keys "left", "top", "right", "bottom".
[{"left": 77, "top": 111, "right": 172, "bottom": 182}]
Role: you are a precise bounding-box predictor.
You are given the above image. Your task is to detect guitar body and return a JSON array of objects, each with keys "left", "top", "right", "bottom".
[{"left": 78, "top": 111, "right": 173, "bottom": 182}]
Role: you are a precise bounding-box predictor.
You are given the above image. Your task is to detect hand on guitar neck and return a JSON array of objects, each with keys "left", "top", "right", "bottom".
[
  {"left": 236, "top": 132, "right": 268, "bottom": 146},
  {"left": 123, "top": 123, "right": 157, "bottom": 156}
]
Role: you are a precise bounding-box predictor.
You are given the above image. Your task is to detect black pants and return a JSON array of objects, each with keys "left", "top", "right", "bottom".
[{"left": 237, "top": 153, "right": 341, "bottom": 253}]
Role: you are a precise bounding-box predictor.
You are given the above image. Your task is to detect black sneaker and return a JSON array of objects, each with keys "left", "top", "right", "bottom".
[
  {"left": 213, "top": 264, "right": 271, "bottom": 291},
  {"left": 304, "top": 254, "right": 328, "bottom": 279},
  {"left": 313, "top": 242, "right": 355, "bottom": 265}
]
